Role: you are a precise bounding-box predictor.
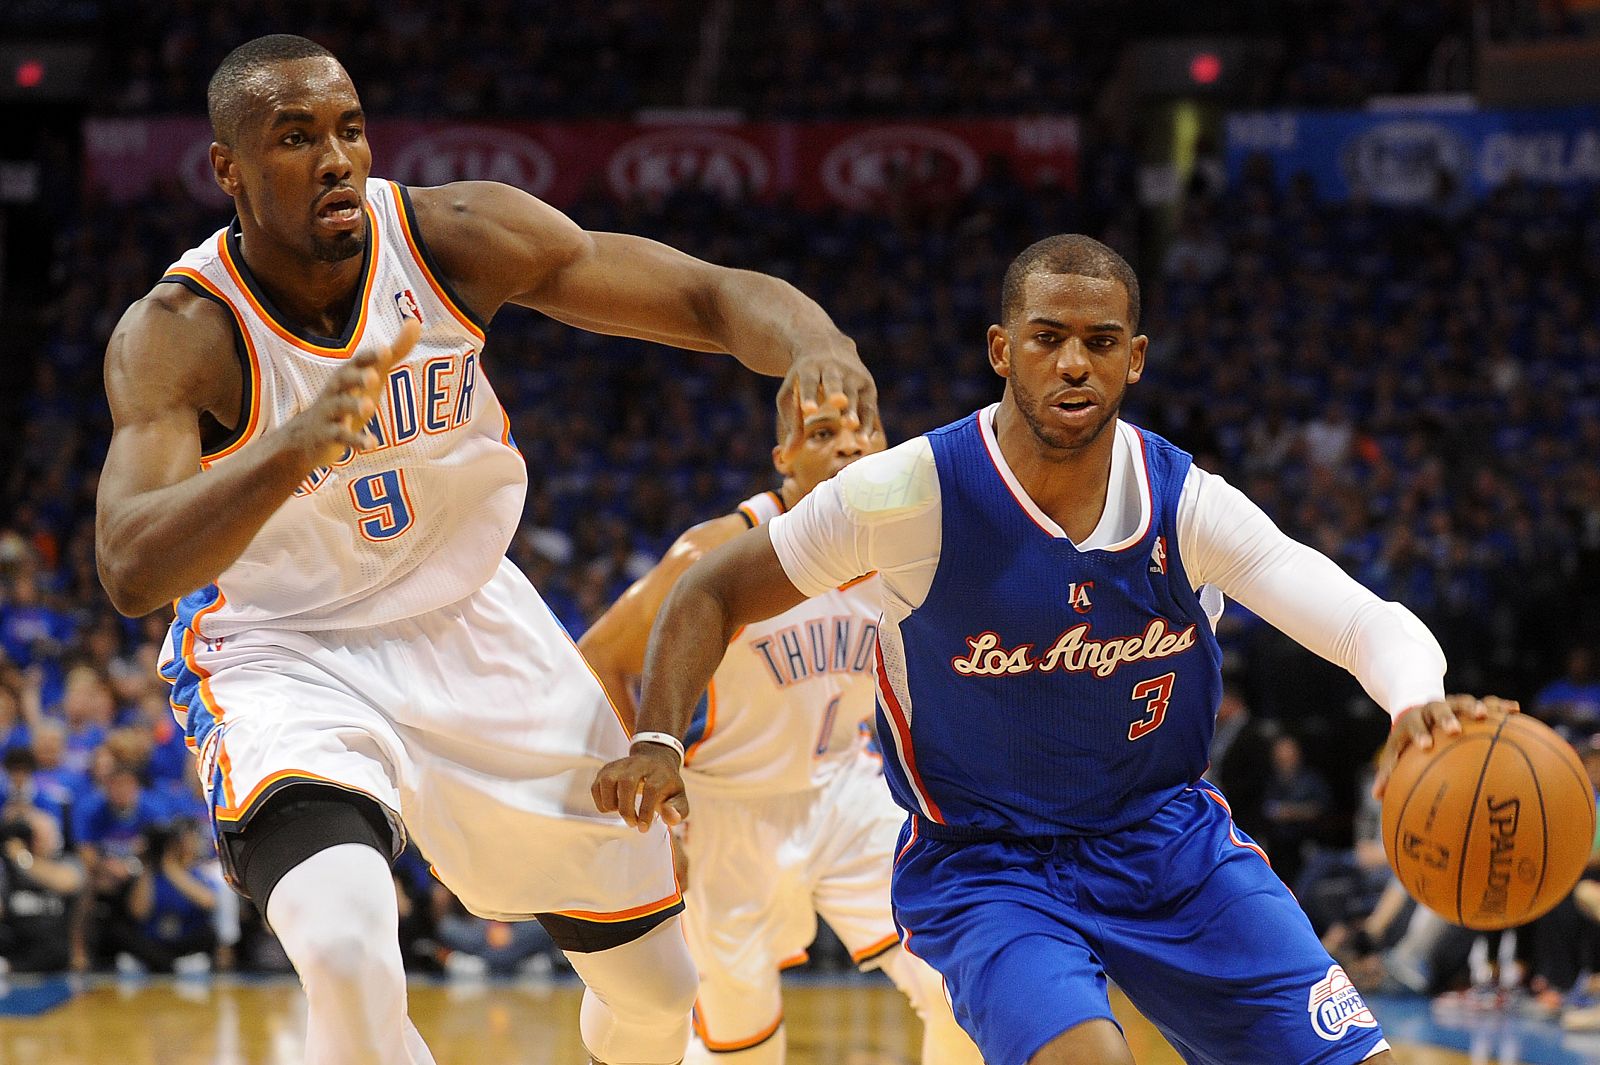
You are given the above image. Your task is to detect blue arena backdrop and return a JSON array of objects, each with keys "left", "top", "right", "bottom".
[{"left": 1225, "top": 105, "right": 1600, "bottom": 205}]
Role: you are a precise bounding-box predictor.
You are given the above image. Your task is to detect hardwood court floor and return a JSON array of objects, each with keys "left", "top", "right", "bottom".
[{"left": 0, "top": 975, "right": 1574, "bottom": 1064}]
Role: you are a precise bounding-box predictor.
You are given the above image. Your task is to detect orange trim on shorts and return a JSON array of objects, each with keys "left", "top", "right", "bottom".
[
  {"left": 850, "top": 932, "right": 900, "bottom": 964},
  {"left": 693, "top": 1001, "right": 783, "bottom": 1053},
  {"left": 837, "top": 570, "right": 878, "bottom": 592},
  {"left": 388, "top": 181, "right": 487, "bottom": 343},
  {"left": 217, "top": 220, "right": 381, "bottom": 358},
  {"left": 212, "top": 768, "right": 387, "bottom": 824},
  {"left": 549, "top": 889, "right": 683, "bottom": 924},
  {"left": 778, "top": 950, "right": 809, "bottom": 971}
]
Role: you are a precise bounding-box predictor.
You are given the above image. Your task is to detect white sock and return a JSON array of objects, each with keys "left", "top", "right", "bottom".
[
  {"left": 563, "top": 916, "right": 698, "bottom": 1064},
  {"left": 266, "top": 843, "right": 436, "bottom": 1065},
  {"left": 879, "top": 947, "right": 984, "bottom": 1065}
]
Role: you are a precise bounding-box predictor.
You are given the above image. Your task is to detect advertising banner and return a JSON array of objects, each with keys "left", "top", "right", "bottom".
[
  {"left": 1225, "top": 106, "right": 1600, "bottom": 204},
  {"left": 84, "top": 115, "right": 1078, "bottom": 211}
]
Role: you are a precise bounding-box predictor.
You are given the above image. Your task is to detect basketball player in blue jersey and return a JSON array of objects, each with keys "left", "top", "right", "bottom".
[
  {"left": 94, "top": 34, "right": 873, "bottom": 1065},
  {"left": 595, "top": 235, "right": 1516, "bottom": 1065}
]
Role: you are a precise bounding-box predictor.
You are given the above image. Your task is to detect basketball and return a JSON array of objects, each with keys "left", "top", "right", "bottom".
[{"left": 1382, "top": 713, "right": 1597, "bottom": 931}]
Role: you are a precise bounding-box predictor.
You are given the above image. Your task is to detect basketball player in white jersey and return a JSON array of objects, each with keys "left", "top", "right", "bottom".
[
  {"left": 579, "top": 394, "right": 982, "bottom": 1065},
  {"left": 94, "top": 35, "right": 874, "bottom": 1065}
]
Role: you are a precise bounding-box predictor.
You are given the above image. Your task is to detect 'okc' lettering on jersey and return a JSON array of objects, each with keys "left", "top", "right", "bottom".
[
  {"left": 750, "top": 617, "right": 878, "bottom": 688},
  {"left": 951, "top": 618, "right": 1197, "bottom": 679},
  {"left": 295, "top": 348, "right": 479, "bottom": 496}
]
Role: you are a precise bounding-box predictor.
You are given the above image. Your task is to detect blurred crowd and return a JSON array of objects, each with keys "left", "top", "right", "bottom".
[{"left": 65, "top": 0, "right": 1471, "bottom": 117}]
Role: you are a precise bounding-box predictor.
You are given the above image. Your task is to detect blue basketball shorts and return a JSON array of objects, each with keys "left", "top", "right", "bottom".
[{"left": 890, "top": 783, "right": 1390, "bottom": 1065}]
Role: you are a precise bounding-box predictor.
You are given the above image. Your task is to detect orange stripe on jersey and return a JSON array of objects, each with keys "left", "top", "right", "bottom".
[
  {"left": 683, "top": 679, "right": 718, "bottom": 765},
  {"left": 549, "top": 890, "right": 683, "bottom": 923},
  {"left": 163, "top": 268, "right": 264, "bottom": 464},
  {"left": 388, "top": 181, "right": 487, "bottom": 342},
  {"left": 216, "top": 217, "right": 381, "bottom": 358}
]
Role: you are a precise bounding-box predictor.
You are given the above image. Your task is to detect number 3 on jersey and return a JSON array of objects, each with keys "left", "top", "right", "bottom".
[
  {"left": 1128, "top": 672, "right": 1175, "bottom": 741},
  {"left": 349, "top": 469, "right": 415, "bottom": 541}
]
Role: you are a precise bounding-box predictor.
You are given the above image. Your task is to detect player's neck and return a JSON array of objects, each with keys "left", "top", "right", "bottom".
[
  {"left": 779, "top": 480, "right": 805, "bottom": 510},
  {"left": 992, "top": 403, "right": 1116, "bottom": 543},
  {"left": 234, "top": 221, "right": 367, "bottom": 338}
]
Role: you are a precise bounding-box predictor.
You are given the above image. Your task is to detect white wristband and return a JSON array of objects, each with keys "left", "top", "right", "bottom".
[{"left": 631, "top": 731, "right": 685, "bottom": 762}]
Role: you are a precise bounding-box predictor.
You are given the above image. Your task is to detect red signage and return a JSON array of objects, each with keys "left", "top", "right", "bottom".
[{"left": 83, "top": 115, "right": 1078, "bottom": 212}]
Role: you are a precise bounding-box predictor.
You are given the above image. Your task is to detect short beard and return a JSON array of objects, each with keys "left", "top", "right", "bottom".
[
  {"left": 311, "top": 228, "right": 367, "bottom": 263},
  {"left": 1011, "top": 370, "right": 1122, "bottom": 453}
]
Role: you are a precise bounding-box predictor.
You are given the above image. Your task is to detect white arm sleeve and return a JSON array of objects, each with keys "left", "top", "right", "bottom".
[
  {"left": 1178, "top": 466, "right": 1447, "bottom": 718},
  {"left": 768, "top": 437, "right": 942, "bottom": 612}
]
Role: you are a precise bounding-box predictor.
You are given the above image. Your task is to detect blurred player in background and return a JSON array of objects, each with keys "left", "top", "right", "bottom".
[
  {"left": 580, "top": 392, "right": 982, "bottom": 1065},
  {"left": 594, "top": 235, "right": 1513, "bottom": 1065},
  {"left": 94, "top": 33, "right": 874, "bottom": 1065}
]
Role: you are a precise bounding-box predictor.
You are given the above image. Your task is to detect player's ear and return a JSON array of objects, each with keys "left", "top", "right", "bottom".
[
  {"left": 987, "top": 324, "right": 1011, "bottom": 378},
  {"left": 1127, "top": 334, "right": 1147, "bottom": 385},
  {"left": 772, "top": 442, "right": 794, "bottom": 477},
  {"left": 210, "top": 143, "right": 241, "bottom": 198}
]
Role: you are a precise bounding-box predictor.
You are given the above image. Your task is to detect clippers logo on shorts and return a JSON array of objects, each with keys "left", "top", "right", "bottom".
[
  {"left": 394, "top": 288, "right": 423, "bottom": 324},
  {"left": 1307, "top": 965, "right": 1378, "bottom": 1041},
  {"left": 1067, "top": 581, "right": 1094, "bottom": 614}
]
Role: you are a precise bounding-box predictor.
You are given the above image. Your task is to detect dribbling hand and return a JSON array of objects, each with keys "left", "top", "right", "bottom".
[
  {"left": 591, "top": 743, "right": 689, "bottom": 832},
  {"left": 1373, "top": 693, "right": 1520, "bottom": 799},
  {"left": 284, "top": 317, "right": 421, "bottom": 470}
]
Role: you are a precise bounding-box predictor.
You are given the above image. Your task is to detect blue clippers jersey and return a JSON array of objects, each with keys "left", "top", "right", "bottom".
[{"left": 876, "top": 413, "right": 1223, "bottom": 837}]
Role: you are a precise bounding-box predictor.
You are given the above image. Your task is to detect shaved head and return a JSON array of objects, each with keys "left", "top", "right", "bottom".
[
  {"left": 1000, "top": 235, "right": 1140, "bottom": 332},
  {"left": 208, "top": 34, "right": 338, "bottom": 145}
]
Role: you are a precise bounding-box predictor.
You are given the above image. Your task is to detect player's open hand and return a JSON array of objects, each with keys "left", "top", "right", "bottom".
[
  {"left": 285, "top": 317, "right": 421, "bottom": 470},
  {"left": 1373, "top": 694, "right": 1520, "bottom": 799},
  {"left": 780, "top": 345, "right": 878, "bottom": 454},
  {"left": 592, "top": 742, "right": 689, "bottom": 832}
]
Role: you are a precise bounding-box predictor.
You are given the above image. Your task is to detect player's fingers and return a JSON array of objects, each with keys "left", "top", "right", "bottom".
[
  {"left": 378, "top": 317, "right": 422, "bottom": 374},
  {"left": 1372, "top": 759, "right": 1393, "bottom": 800},
  {"left": 780, "top": 378, "right": 810, "bottom": 459},
  {"left": 662, "top": 791, "right": 689, "bottom": 827},
  {"left": 1485, "top": 695, "right": 1521, "bottom": 716},
  {"left": 591, "top": 770, "right": 618, "bottom": 814},
  {"left": 635, "top": 778, "right": 663, "bottom": 833}
]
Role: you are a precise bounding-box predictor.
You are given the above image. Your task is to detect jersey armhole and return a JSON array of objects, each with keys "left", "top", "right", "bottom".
[
  {"left": 390, "top": 183, "right": 492, "bottom": 336},
  {"left": 157, "top": 275, "right": 255, "bottom": 461}
]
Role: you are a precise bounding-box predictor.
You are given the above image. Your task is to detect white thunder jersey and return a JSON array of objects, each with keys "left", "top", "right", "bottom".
[
  {"left": 159, "top": 178, "right": 526, "bottom": 638},
  {"left": 682, "top": 491, "right": 883, "bottom": 796}
]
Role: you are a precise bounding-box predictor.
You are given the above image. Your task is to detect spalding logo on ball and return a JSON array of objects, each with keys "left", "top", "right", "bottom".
[{"left": 1382, "top": 713, "right": 1596, "bottom": 931}]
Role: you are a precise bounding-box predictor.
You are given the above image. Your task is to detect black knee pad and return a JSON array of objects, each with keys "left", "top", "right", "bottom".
[{"left": 223, "top": 785, "right": 395, "bottom": 915}]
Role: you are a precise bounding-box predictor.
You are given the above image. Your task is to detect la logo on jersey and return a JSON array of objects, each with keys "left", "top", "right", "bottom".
[
  {"left": 394, "top": 289, "right": 423, "bottom": 324},
  {"left": 1067, "top": 581, "right": 1094, "bottom": 614},
  {"left": 1149, "top": 535, "right": 1168, "bottom": 575},
  {"left": 1307, "top": 965, "right": 1378, "bottom": 1041}
]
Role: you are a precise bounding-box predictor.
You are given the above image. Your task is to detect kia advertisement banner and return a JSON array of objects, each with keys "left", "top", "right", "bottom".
[
  {"left": 1225, "top": 105, "right": 1600, "bottom": 205},
  {"left": 83, "top": 116, "right": 1078, "bottom": 211}
]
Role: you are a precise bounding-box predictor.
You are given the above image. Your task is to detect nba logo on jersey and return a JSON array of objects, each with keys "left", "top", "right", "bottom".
[
  {"left": 1149, "top": 536, "right": 1168, "bottom": 575},
  {"left": 1067, "top": 581, "right": 1094, "bottom": 614},
  {"left": 1307, "top": 966, "right": 1378, "bottom": 1041},
  {"left": 394, "top": 288, "right": 423, "bottom": 323}
]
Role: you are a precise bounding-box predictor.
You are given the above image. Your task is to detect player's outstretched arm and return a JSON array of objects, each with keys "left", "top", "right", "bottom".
[
  {"left": 577, "top": 514, "right": 748, "bottom": 731},
  {"left": 408, "top": 181, "right": 877, "bottom": 431},
  {"left": 591, "top": 525, "right": 810, "bottom": 831},
  {"left": 96, "top": 292, "right": 418, "bottom": 616}
]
